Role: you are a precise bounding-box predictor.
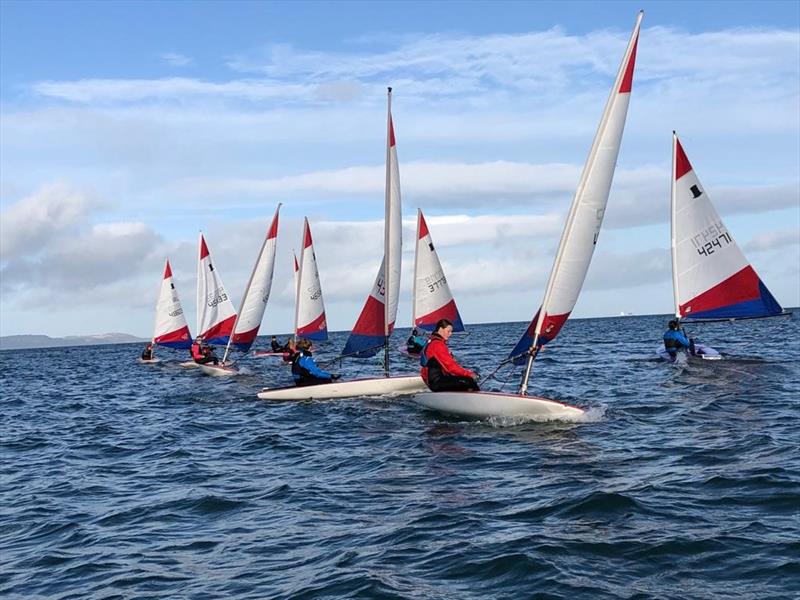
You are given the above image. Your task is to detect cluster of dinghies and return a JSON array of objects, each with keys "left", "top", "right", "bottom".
[{"left": 140, "top": 12, "right": 788, "bottom": 420}]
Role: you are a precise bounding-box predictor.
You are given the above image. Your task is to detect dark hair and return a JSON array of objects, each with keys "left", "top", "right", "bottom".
[
  {"left": 296, "top": 338, "right": 312, "bottom": 350},
  {"left": 668, "top": 320, "right": 679, "bottom": 330},
  {"left": 434, "top": 319, "right": 453, "bottom": 332}
]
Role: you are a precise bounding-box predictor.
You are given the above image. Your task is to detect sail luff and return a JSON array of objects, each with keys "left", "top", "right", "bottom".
[
  {"left": 196, "top": 231, "right": 202, "bottom": 338},
  {"left": 292, "top": 249, "right": 300, "bottom": 338},
  {"left": 412, "top": 208, "right": 421, "bottom": 326},
  {"left": 384, "top": 88, "right": 393, "bottom": 341},
  {"left": 295, "top": 221, "right": 308, "bottom": 337},
  {"left": 670, "top": 132, "right": 682, "bottom": 319}
]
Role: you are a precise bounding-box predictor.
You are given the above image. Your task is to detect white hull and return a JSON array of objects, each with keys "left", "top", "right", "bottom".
[
  {"left": 655, "top": 343, "right": 721, "bottom": 362},
  {"left": 138, "top": 357, "right": 161, "bottom": 364},
  {"left": 257, "top": 374, "right": 426, "bottom": 401},
  {"left": 252, "top": 351, "right": 286, "bottom": 358},
  {"left": 198, "top": 363, "right": 239, "bottom": 376},
  {"left": 179, "top": 360, "right": 199, "bottom": 369},
  {"left": 413, "top": 390, "right": 585, "bottom": 420}
]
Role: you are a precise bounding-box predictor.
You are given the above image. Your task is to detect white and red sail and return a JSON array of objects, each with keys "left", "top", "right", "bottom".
[
  {"left": 511, "top": 12, "right": 642, "bottom": 362},
  {"left": 671, "top": 133, "right": 782, "bottom": 321},
  {"left": 152, "top": 259, "right": 192, "bottom": 349},
  {"left": 294, "top": 218, "right": 328, "bottom": 341},
  {"left": 343, "top": 88, "right": 402, "bottom": 357},
  {"left": 196, "top": 233, "right": 237, "bottom": 345},
  {"left": 412, "top": 209, "right": 464, "bottom": 331},
  {"left": 228, "top": 205, "right": 281, "bottom": 352}
]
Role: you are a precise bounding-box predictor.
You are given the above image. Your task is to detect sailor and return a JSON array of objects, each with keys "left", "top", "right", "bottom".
[
  {"left": 420, "top": 319, "right": 479, "bottom": 392},
  {"left": 270, "top": 336, "right": 282, "bottom": 352},
  {"left": 663, "top": 320, "right": 693, "bottom": 358},
  {"left": 406, "top": 327, "right": 426, "bottom": 355},
  {"left": 141, "top": 343, "right": 154, "bottom": 360},
  {"left": 191, "top": 336, "right": 219, "bottom": 365},
  {"left": 291, "top": 339, "right": 339, "bottom": 386}
]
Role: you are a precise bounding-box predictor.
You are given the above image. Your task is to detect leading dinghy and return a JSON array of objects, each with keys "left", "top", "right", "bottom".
[
  {"left": 201, "top": 205, "right": 281, "bottom": 376},
  {"left": 259, "top": 88, "right": 426, "bottom": 400},
  {"left": 414, "top": 12, "right": 643, "bottom": 419},
  {"left": 656, "top": 133, "right": 788, "bottom": 361},
  {"left": 144, "top": 259, "right": 193, "bottom": 364}
]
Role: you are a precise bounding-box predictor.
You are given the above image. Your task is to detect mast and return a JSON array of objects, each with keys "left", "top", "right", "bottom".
[
  {"left": 196, "top": 231, "right": 202, "bottom": 340},
  {"left": 383, "top": 86, "right": 393, "bottom": 377},
  {"left": 411, "top": 208, "right": 421, "bottom": 328},
  {"left": 519, "top": 10, "right": 643, "bottom": 395},
  {"left": 150, "top": 259, "right": 166, "bottom": 359},
  {"left": 294, "top": 220, "right": 309, "bottom": 340},
  {"left": 670, "top": 131, "right": 682, "bottom": 320}
]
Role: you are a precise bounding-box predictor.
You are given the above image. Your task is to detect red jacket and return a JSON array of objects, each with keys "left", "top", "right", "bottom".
[{"left": 420, "top": 333, "right": 475, "bottom": 384}]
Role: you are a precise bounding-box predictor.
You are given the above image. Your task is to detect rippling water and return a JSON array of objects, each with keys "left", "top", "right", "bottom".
[{"left": 2, "top": 313, "right": 799, "bottom": 599}]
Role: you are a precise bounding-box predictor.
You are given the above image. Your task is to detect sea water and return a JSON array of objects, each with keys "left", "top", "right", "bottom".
[{"left": 1, "top": 313, "right": 798, "bottom": 599}]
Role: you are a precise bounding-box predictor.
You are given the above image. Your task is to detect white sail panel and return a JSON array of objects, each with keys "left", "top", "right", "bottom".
[
  {"left": 153, "top": 259, "right": 192, "bottom": 348},
  {"left": 295, "top": 218, "right": 328, "bottom": 341},
  {"left": 343, "top": 88, "right": 401, "bottom": 357},
  {"left": 532, "top": 12, "right": 642, "bottom": 346},
  {"left": 197, "top": 233, "right": 237, "bottom": 345},
  {"left": 413, "top": 210, "right": 464, "bottom": 331},
  {"left": 385, "top": 112, "right": 402, "bottom": 335},
  {"left": 672, "top": 134, "right": 783, "bottom": 320},
  {"left": 230, "top": 205, "right": 280, "bottom": 351}
]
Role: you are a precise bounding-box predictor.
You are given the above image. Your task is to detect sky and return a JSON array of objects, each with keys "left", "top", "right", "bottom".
[{"left": 1, "top": 0, "right": 798, "bottom": 338}]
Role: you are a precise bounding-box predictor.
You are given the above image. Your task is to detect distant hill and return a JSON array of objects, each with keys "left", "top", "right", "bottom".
[{"left": 0, "top": 333, "right": 149, "bottom": 350}]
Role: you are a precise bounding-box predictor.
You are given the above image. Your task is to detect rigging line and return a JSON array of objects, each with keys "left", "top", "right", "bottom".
[
  {"left": 477, "top": 355, "right": 519, "bottom": 386},
  {"left": 318, "top": 343, "right": 387, "bottom": 368}
]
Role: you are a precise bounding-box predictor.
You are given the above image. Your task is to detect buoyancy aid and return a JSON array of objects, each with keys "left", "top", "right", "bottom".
[{"left": 190, "top": 342, "right": 204, "bottom": 360}]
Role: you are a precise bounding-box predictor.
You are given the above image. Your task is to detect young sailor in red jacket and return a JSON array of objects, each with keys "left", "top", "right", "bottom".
[{"left": 420, "top": 319, "right": 479, "bottom": 392}]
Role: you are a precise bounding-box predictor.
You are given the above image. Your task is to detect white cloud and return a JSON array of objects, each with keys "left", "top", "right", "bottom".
[
  {"left": 0, "top": 183, "right": 101, "bottom": 258},
  {"left": 742, "top": 228, "right": 800, "bottom": 253}
]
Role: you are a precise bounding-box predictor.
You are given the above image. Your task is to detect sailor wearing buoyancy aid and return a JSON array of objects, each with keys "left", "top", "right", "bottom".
[
  {"left": 663, "top": 320, "right": 692, "bottom": 357},
  {"left": 420, "top": 319, "right": 479, "bottom": 392},
  {"left": 291, "top": 339, "right": 339, "bottom": 386},
  {"left": 191, "top": 337, "right": 219, "bottom": 365}
]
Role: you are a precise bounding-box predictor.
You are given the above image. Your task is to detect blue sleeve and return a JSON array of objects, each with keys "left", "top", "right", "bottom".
[
  {"left": 299, "top": 355, "right": 331, "bottom": 379},
  {"left": 676, "top": 331, "right": 690, "bottom": 346}
]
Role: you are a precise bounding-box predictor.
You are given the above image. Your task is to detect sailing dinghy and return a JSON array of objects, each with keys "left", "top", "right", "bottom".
[
  {"left": 259, "top": 88, "right": 426, "bottom": 400},
  {"left": 656, "top": 132, "right": 787, "bottom": 361},
  {"left": 412, "top": 209, "right": 465, "bottom": 332},
  {"left": 181, "top": 232, "right": 238, "bottom": 368},
  {"left": 294, "top": 217, "right": 329, "bottom": 342},
  {"left": 254, "top": 250, "right": 298, "bottom": 358},
  {"left": 200, "top": 206, "right": 281, "bottom": 375},
  {"left": 414, "top": 12, "right": 643, "bottom": 419},
  {"left": 399, "top": 209, "right": 466, "bottom": 357},
  {"left": 143, "top": 259, "right": 192, "bottom": 363}
]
